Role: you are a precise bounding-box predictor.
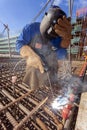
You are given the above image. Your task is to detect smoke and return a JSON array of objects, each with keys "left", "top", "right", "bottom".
[
  {"left": 57, "top": 60, "right": 87, "bottom": 95},
  {"left": 81, "top": 82, "right": 87, "bottom": 92},
  {"left": 51, "top": 60, "right": 87, "bottom": 111}
]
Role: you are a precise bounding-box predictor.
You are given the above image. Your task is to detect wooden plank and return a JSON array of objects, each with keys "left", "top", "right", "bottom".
[{"left": 75, "top": 92, "right": 87, "bottom": 130}]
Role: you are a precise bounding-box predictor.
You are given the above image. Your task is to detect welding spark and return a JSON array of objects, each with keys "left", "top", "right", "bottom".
[{"left": 52, "top": 96, "right": 69, "bottom": 110}]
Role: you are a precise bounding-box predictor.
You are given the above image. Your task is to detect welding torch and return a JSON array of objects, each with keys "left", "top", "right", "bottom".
[{"left": 33, "top": 48, "right": 49, "bottom": 72}]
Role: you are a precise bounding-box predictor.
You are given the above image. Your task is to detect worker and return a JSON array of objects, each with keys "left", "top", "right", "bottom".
[{"left": 16, "top": 5, "right": 72, "bottom": 90}]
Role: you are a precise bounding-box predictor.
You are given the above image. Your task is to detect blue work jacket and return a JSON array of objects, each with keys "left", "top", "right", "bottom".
[{"left": 16, "top": 22, "right": 67, "bottom": 59}]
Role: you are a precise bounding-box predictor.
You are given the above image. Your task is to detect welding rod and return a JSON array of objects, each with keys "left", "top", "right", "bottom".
[{"left": 13, "top": 97, "right": 48, "bottom": 130}]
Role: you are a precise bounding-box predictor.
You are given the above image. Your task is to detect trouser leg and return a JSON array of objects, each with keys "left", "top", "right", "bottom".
[
  {"left": 22, "top": 52, "right": 58, "bottom": 90},
  {"left": 23, "top": 67, "right": 39, "bottom": 90}
]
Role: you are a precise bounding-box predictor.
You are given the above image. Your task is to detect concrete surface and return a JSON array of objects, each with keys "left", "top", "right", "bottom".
[{"left": 75, "top": 92, "right": 87, "bottom": 130}]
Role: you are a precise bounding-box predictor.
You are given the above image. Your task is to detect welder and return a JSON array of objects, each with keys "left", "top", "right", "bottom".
[{"left": 16, "top": 5, "right": 72, "bottom": 90}]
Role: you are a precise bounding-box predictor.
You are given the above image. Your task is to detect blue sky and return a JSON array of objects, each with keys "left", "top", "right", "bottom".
[{"left": 0, "top": 0, "right": 87, "bottom": 36}]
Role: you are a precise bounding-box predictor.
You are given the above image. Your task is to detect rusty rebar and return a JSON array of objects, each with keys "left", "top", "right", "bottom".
[
  {"left": 0, "top": 89, "right": 33, "bottom": 112},
  {"left": 18, "top": 84, "right": 29, "bottom": 92},
  {"left": 44, "top": 107, "right": 63, "bottom": 130},
  {"left": 36, "top": 117, "right": 48, "bottom": 130},
  {"left": 0, "top": 120, "right": 7, "bottom": 130},
  {"left": 0, "top": 103, "right": 18, "bottom": 127},
  {"left": 13, "top": 97, "right": 48, "bottom": 130}
]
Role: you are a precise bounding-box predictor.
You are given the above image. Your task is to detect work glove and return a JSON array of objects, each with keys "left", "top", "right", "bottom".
[
  {"left": 54, "top": 16, "right": 72, "bottom": 48},
  {"left": 20, "top": 45, "right": 44, "bottom": 73}
]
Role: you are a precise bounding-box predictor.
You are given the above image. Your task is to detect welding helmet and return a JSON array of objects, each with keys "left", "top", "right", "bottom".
[{"left": 40, "top": 5, "right": 66, "bottom": 39}]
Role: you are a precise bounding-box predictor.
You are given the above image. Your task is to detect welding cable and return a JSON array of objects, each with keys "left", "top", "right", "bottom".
[
  {"left": 46, "top": 71, "right": 55, "bottom": 98},
  {"left": 11, "top": 58, "right": 26, "bottom": 84},
  {"left": 12, "top": 58, "right": 25, "bottom": 73}
]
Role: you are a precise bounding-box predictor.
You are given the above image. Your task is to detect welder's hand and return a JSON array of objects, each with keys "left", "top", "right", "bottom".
[
  {"left": 54, "top": 16, "right": 72, "bottom": 48},
  {"left": 27, "top": 55, "right": 44, "bottom": 73},
  {"left": 54, "top": 16, "right": 72, "bottom": 39},
  {"left": 20, "top": 45, "right": 44, "bottom": 73}
]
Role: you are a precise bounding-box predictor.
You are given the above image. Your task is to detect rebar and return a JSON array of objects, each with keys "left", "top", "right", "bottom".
[
  {"left": 14, "top": 97, "right": 48, "bottom": 130},
  {"left": 0, "top": 103, "right": 18, "bottom": 127},
  {"left": 0, "top": 57, "right": 80, "bottom": 130},
  {"left": 0, "top": 90, "right": 33, "bottom": 112}
]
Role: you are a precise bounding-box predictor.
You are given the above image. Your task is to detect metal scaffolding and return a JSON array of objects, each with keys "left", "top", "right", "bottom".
[{"left": 0, "top": 20, "right": 11, "bottom": 58}]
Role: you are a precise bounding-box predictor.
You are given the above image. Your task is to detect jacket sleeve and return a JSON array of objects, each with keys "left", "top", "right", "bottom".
[{"left": 16, "top": 22, "right": 40, "bottom": 52}]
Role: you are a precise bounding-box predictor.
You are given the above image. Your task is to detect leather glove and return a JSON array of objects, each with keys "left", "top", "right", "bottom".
[
  {"left": 54, "top": 16, "right": 72, "bottom": 48},
  {"left": 20, "top": 45, "right": 44, "bottom": 73}
]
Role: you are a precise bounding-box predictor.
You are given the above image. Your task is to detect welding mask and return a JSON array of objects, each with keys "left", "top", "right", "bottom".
[{"left": 40, "top": 5, "right": 66, "bottom": 39}]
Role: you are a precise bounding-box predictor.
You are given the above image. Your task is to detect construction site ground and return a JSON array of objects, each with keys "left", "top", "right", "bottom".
[{"left": 0, "top": 57, "right": 87, "bottom": 130}]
